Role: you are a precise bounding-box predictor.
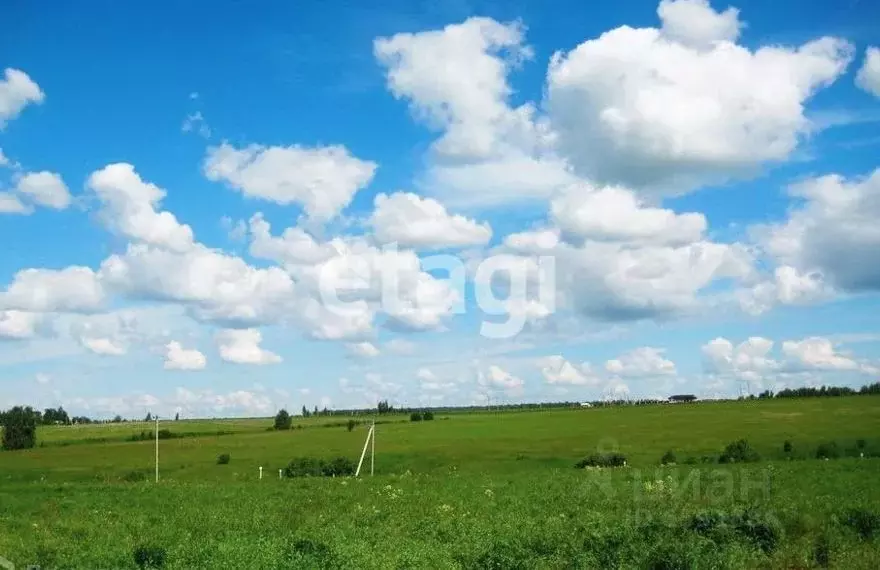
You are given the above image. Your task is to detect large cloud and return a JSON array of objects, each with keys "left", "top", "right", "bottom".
[
  {"left": 0, "top": 267, "right": 104, "bottom": 313},
  {"left": 203, "top": 142, "right": 377, "bottom": 222},
  {"left": 856, "top": 46, "right": 880, "bottom": 98},
  {"left": 0, "top": 68, "right": 44, "bottom": 128},
  {"left": 551, "top": 183, "right": 706, "bottom": 246},
  {"left": 370, "top": 192, "right": 491, "bottom": 249},
  {"left": 546, "top": 0, "right": 853, "bottom": 192},
  {"left": 758, "top": 169, "right": 880, "bottom": 294},
  {"left": 375, "top": 17, "right": 575, "bottom": 207},
  {"left": 87, "top": 163, "right": 194, "bottom": 252}
]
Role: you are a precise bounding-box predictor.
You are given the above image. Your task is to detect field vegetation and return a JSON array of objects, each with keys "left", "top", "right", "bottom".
[{"left": 0, "top": 396, "right": 878, "bottom": 568}]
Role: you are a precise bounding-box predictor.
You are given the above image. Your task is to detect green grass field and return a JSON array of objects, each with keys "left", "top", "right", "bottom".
[{"left": 1, "top": 397, "right": 879, "bottom": 568}]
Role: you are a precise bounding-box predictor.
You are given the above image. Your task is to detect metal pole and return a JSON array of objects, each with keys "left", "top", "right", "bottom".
[
  {"left": 154, "top": 415, "right": 159, "bottom": 483},
  {"left": 370, "top": 421, "right": 375, "bottom": 476}
]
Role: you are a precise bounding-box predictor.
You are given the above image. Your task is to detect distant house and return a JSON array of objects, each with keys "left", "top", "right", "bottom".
[
  {"left": 668, "top": 394, "right": 697, "bottom": 403},
  {"left": 580, "top": 402, "right": 593, "bottom": 408}
]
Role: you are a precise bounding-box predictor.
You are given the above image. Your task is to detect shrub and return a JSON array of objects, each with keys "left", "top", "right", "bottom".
[
  {"left": 346, "top": 419, "right": 356, "bottom": 432},
  {"left": 575, "top": 453, "right": 627, "bottom": 468},
  {"left": 284, "top": 456, "right": 355, "bottom": 478},
  {"left": 688, "top": 508, "right": 782, "bottom": 554},
  {"left": 285, "top": 538, "right": 335, "bottom": 567},
  {"left": 120, "top": 470, "right": 150, "bottom": 483},
  {"left": 216, "top": 453, "right": 230, "bottom": 465},
  {"left": 718, "top": 439, "right": 760, "bottom": 463},
  {"left": 856, "top": 438, "right": 867, "bottom": 450},
  {"left": 274, "top": 409, "right": 292, "bottom": 430},
  {"left": 816, "top": 441, "right": 840, "bottom": 460},
  {"left": 843, "top": 508, "right": 880, "bottom": 540},
  {"left": 321, "top": 456, "right": 355, "bottom": 477},
  {"left": 1, "top": 406, "right": 38, "bottom": 450},
  {"left": 813, "top": 534, "right": 832, "bottom": 568},
  {"left": 133, "top": 545, "right": 166, "bottom": 568},
  {"left": 783, "top": 440, "right": 793, "bottom": 453},
  {"left": 423, "top": 410, "right": 434, "bottom": 421},
  {"left": 660, "top": 450, "right": 676, "bottom": 465},
  {"left": 410, "top": 412, "right": 423, "bottom": 422}
]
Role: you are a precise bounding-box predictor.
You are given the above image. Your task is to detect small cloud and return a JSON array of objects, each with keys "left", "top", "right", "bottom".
[
  {"left": 182, "top": 111, "right": 211, "bottom": 138},
  {"left": 189, "top": 92, "right": 199, "bottom": 100},
  {"left": 35, "top": 372, "right": 50, "bottom": 385}
]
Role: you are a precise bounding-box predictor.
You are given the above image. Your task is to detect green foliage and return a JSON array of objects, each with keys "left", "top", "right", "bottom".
[
  {"left": 133, "top": 544, "right": 166, "bottom": 568},
  {"left": 283, "top": 456, "right": 355, "bottom": 478},
  {"left": 377, "top": 399, "right": 393, "bottom": 414},
  {"left": 274, "top": 409, "right": 292, "bottom": 430},
  {"left": 783, "top": 439, "right": 793, "bottom": 453},
  {"left": 660, "top": 450, "right": 676, "bottom": 465},
  {"left": 128, "top": 429, "right": 178, "bottom": 442},
  {"left": 423, "top": 410, "right": 434, "bottom": 421},
  {"left": 216, "top": 453, "right": 230, "bottom": 465},
  {"left": 718, "top": 439, "right": 760, "bottom": 463},
  {"left": 813, "top": 533, "right": 832, "bottom": 568},
  {"left": 575, "top": 452, "right": 626, "bottom": 468},
  {"left": 410, "top": 411, "right": 423, "bottom": 422},
  {"left": 688, "top": 508, "right": 782, "bottom": 554},
  {"left": 842, "top": 508, "right": 880, "bottom": 540},
  {"left": 1, "top": 405, "right": 38, "bottom": 450},
  {"left": 816, "top": 441, "right": 840, "bottom": 459},
  {"left": 346, "top": 419, "right": 356, "bottom": 432}
]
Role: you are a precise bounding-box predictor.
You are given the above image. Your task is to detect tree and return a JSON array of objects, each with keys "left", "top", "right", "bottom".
[
  {"left": 112, "top": 415, "right": 123, "bottom": 423},
  {"left": 377, "top": 400, "right": 393, "bottom": 415},
  {"left": 274, "top": 409, "right": 292, "bottom": 430},
  {"left": 1, "top": 406, "right": 38, "bottom": 450},
  {"left": 174, "top": 412, "right": 179, "bottom": 421},
  {"left": 301, "top": 405, "right": 310, "bottom": 418},
  {"left": 313, "top": 405, "right": 318, "bottom": 416},
  {"left": 43, "top": 406, "right": 70, "bottom": 425},
  {"left": 145, "top": 412, "right": 152, "bottom": 422}
]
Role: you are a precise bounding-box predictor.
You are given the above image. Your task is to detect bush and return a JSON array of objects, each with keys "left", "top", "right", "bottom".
[
  {"left": 816, "top": 441, "right": 840, "bottom": 460},
  {"left": 120, "top": 469, "right": 150, "bottom": 483},
  {"left": 856, "top": 438, "right": 867, "bottom": 450},
  {"left": 660, "top": 450, "right": 676, "bottom": 465},
  {"left": 688, "top": 508, "right": 782, "bottom": 554},
  {"left": 321, "top": 456, "right": 355, "bottom": 477},
  {"left": 284, "top": 456, "right": 355, "bottom": 478},
  {"left": 274, "top": 409, "right": 292, "bottom": 430},
  {"left": 133, "top": 545, "right": 166, "bottom": 568},
  {"left": 216, "top": 453, "right": 230, "bottom": 465},
  {"left": 813, "top": 534, "right": 832, "bottom": 568},
  {"left": 575, "top": 453, "right": 627, "bottom": 468},
  {"left": 423, "top": 410, "right": 434, "bottom": 421},
  {"left": 783, "top": 440, "right": 793, "bottom": 453},
  {"left": 843, "top": 508, "right": 880, "bottom": 540},
  {"left": 346, "top": 419, "right": 356, "bottom": 432},
  {"left": 410, "top": 411, "right": 423, "bottom": 422},
  {"left": 718, "top": 439, "right": 760, "bottom": 463},
  {"left": 1, "top": 406, "right": 38, "bottom": 450}
]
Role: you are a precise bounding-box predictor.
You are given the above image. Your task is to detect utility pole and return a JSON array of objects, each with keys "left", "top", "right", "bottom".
[{"left": 155, "top": 415, "right": 159, "bottom": 483}]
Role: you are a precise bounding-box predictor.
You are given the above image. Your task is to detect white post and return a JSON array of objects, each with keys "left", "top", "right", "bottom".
[
  {"left": 279, "top": 469, "right": 283, "bottom": 479},
  {"left": 370, "top": 421, "right": 375, "bottom": 476},
  {"left": 154, "top": 415, "right": 159, "bottom": 483},
  {"left": 259, "top": 466, "right": 263, "bottom": 480},
  {"left": 355, "top": 424, "right": 374, "bottom": 477}
]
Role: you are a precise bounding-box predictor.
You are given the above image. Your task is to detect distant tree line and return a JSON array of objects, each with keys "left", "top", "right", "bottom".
[
  {"left": 755, "top": 382, "right": 880, "bottom": 400},
  {"left": 0, "top": 406, "right": 91, "bottom": 427}
]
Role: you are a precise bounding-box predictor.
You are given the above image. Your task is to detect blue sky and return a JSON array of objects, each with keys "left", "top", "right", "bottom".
[{"left": 1, "top": 0, "right": 879, "bottom": 418}]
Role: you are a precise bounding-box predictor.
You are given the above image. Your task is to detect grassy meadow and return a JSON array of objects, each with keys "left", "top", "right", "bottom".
[{"left": 1, "top": 396, "right": 879, "bottom": 568}]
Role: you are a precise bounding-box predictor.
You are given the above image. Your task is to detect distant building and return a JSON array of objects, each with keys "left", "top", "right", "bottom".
[
  {"left": 580, "top": 402, "right": 593, "bottom": 408},
  {"left": 668, "top": 394, "right": 697, "bottom": 403}
]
